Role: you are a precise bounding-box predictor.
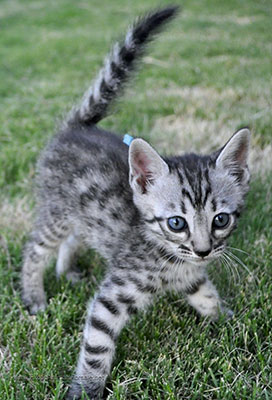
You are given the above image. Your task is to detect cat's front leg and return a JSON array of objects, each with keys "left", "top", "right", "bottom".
[
  {"left": 67, "top": 274, "right": 152, "bottom": 399},
  {"left": 185, "top": 276, "right": 233, "bottom": 320}
]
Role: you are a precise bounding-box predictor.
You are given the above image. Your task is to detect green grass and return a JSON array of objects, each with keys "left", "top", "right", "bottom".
[{"left": 0, "top": 0, "right": 272, "bottom": 399}]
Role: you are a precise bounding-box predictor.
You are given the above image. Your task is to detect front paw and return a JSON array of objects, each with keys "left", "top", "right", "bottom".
[
  {"left": 209, "top": 306, "right": 234, "bottom": 321},
  {"left": 220, "top": 306, "right": 234, "bottom": 320},
  {"left": 66, "top": 379, "right": 104, "bottom": 400}
]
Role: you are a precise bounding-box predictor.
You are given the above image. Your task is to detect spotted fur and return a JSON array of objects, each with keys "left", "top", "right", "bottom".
[{"left": 21, "top": 6, "right": 250, "bottom": 399}]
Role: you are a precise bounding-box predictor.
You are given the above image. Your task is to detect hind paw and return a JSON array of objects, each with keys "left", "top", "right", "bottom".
[
  {"left": 22, "top": 293, "right": 47, "bottom": 315},
  {"left": 66, "top": 270, "right": 83, "bottom": 284}
]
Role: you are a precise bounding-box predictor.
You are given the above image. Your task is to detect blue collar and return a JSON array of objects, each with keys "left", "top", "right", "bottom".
[{"left": 123, "top": 134, "right": 134, "bottom": 146}]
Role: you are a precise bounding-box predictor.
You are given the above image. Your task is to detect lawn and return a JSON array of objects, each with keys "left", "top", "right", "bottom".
[{"left": 0, "top": 0, "right": 271, "bottom": 399}]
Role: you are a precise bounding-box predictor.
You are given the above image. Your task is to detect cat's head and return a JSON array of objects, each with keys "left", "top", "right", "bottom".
[{"left": 129, "top": 128, "right": 250, "bottom": 266}]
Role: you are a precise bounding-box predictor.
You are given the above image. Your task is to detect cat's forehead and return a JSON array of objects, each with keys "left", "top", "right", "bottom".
[{"left": 150, "top": 157, "right": 242, "bottom": 217}]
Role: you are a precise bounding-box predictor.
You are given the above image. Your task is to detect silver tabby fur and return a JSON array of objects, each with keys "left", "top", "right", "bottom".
[{"left": 21, "top": 6, "right": 251, "bottom": 399}]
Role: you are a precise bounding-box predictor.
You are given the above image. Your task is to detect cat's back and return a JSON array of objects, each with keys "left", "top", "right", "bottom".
[{"left": 36, "top": 122, "right": 132, "bottom": 208}]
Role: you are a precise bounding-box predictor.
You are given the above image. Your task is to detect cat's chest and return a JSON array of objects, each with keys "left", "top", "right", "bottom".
[{"left": 146, "top": 257, "right": 204, "bottom": 293}]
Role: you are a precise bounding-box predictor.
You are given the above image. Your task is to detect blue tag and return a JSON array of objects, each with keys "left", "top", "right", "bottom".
[{"left": 123, "top": 134, "right": 134, "bottom": 146}]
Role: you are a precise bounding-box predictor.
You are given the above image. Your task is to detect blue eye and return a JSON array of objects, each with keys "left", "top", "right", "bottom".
[
  {"left": 167, "top": 216, "right": 187, "bottom": 232},
  {"left": 213, "top": 213, "right": 230, "bottom": 229}
]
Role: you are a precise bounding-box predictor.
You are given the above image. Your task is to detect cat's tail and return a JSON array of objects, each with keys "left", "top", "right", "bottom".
[{"left": 72, "top": 6, "right": 179, "bottom": 125}]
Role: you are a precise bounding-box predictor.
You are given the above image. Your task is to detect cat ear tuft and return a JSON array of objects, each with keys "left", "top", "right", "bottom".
[
  {"left": 216, "top": 128, "right": 250, "bottom": 174},
  {"left": 129, "top": 139, "right": 169, "bottom": 194}
]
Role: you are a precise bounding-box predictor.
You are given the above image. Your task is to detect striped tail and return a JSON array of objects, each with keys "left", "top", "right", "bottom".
[{"left": 75, "top": 6, "right": 179, "bottom": 125}]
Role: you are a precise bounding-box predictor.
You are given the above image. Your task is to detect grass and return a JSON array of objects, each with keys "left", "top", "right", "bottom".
[{"left": 0, "top": 0, "right": 272, "bottom": 399}]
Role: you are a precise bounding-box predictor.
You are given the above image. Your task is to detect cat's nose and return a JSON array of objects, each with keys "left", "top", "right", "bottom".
[{"left": 194, "top": 248, "right": 212, "bottom": 258}]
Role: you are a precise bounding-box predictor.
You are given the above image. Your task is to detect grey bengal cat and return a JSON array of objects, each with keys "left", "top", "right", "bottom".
[{"left": 21, "top": 6, "right": 251, "bottom": 399}]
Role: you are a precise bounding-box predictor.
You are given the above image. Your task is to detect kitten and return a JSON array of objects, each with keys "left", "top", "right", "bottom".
[{"left": 21, "top": 6, "right": 250, "bottom": 399}]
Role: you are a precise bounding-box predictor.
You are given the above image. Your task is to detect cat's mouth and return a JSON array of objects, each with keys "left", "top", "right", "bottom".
[
  {"left": 178, "top": 251, "right": 222, "bottom": 266},
  {"left": 163, "top": 243, "right": 225, "bottom": 267},
  {"left": 191, "top": 258, "right": 211, "bottom": 266},
  {"left": 186, "top": 257, "right": 210, "bottom": 266},
  {"left": 177, "top": 242, "right": 225, "bottom": 265},
  {"left": 174, "top": 251, "right": 210, "bottom": 266}
]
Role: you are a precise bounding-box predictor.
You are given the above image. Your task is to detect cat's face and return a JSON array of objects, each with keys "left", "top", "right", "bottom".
[{"left": 129, "top": 128, "right": 250, "bottom": 266}]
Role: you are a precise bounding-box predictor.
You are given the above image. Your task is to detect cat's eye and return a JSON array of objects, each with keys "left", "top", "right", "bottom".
[
  {"left": 213, "top": 213, "right": 230, "bottom": 229},
  {"left": 167, "top": 216, "right": 187, "bottom": 232}
]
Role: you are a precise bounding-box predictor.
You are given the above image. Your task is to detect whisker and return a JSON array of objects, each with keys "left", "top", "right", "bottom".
[
  {"left": 227, "top": 245, "right": 264, "bottom": 265},
  {"left": 219, "top": 255, "right": 231, "bottom": 285},
  {"left": 225, "top": 249, "right": 259, "bottom": 285},
  {"left": 222, "top": 252, "right": 241, "bottom": 286},
  {"left": 227, "top": 246, "right": 251, "bottom": 256},
  {"left": 221, "top": 254, "right": 236, "bottom": 285},
  {"left": 225, "top": 249, "right": 251, "bottom": 273},
  {"left": 158, "top": 252, "right": 179, "bottom": 274}
]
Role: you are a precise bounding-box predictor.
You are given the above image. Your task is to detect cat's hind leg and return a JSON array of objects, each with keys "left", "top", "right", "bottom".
[
  {"left": 22, "top": 213, "right": 70, "bottom": 315},
  {"left": 56, "top": 232, "right": 82, "bottom": 283}
]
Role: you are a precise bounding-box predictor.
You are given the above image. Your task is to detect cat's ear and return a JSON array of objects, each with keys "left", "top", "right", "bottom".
[
  {"left": 216, "top": 128, "right": 250, "bottom": 178},
  {"left": 129, "top": 139, "right": 169, "bottom": 194}
]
